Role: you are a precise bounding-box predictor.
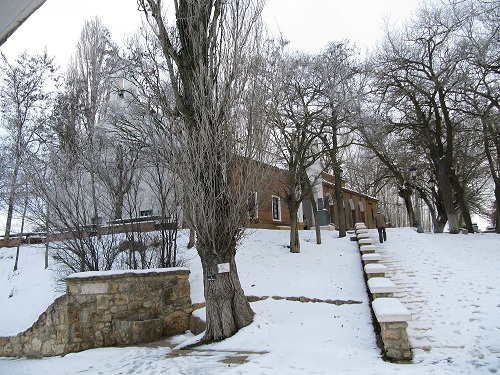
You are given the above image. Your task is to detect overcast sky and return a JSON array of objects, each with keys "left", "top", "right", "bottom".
[{"left": 0, "top": 0, "right": 422, "bottom": 70}]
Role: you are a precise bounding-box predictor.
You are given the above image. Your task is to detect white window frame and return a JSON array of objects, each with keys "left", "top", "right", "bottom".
[{"left": 272, "top": 195, "right": 281, "bottom": 221}]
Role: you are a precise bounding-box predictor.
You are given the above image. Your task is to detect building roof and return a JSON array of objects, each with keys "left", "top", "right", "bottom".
[
  {"left": 0, "top": 0, "right": 46, "bottom": 46},
  {"left": 321, "top": 177, "right": 379, "bottom": 202}
]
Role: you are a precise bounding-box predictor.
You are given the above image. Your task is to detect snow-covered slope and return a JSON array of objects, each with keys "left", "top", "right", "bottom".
[{"left": 0, "top": 228, "right": 499, "bottom": 374}]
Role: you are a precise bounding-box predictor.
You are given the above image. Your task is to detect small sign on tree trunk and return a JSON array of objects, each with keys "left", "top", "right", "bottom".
[{"left": 217, "top": 263, "right": 230, "bottom": 273}]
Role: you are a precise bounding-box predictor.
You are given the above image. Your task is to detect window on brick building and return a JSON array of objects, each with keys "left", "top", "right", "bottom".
[{"left": 272, "top": 195, "right": 281, "bottom": 221}]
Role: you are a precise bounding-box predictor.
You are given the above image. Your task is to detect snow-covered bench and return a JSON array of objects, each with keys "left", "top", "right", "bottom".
[
  {"left": 354, "top": 222, "right": 366, "bottom": 229},
  {"left": 372, "top": 297, "right": 412, "bottom": 362},
  {"left": 367, "top": 277, "right": 397, "bottom": 298},
  {"left": 364, "top": 263, "right": 387, "bottom": 279},
  {"left": 362, "top": 252, "right": 382, "bottom": 264}
]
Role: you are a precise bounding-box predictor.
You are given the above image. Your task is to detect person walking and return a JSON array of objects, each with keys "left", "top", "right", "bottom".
[{"left": 375, "top": 211, "right": 387, "bottom": 243}]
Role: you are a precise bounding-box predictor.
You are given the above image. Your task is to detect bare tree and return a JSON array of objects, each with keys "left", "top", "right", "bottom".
[
  {"left": 269, "top": 52, "right": 325, "bottom": 252},
  {"left": 459, "top": 0, "right": 500, "bottom": 231},
  {"left": 33, "top": 155, "right": 120, "bottom": 272},
  {"left": 316, "top": 41, "right": 360, "bottom": 236},
  {"left": 13, "top": 187, "right": 28, "bottom": 271},
  {"left": 138, "top": 0, "right": 270, "bottom": 342},
  {"left": 0, "top": 51, "right": 56, "bottom": 240},
  {"left": 142, "top": 150, "right": 183, "bottom": 268},
  {"left": 368, "top": 2, "right": 478, "bottom": 233},
  {"left": 31, "top": 18, "right": 126, "bottom": 273},
  {"left": 97, "top": 140, "right": 141, "bottom": 220},
  {"left": 67, "top": 16, "right": 119, "bottom": 233},
  {"left": 109, "top": 31, "right": 189, "bottom": 266},
  {"left": 356, "top": 118, "right": 433, "bottom": 227}
]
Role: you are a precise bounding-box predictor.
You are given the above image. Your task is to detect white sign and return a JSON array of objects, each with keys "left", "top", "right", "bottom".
[
  {"left": 81, "top": 282, "right": 108, "bottom": 295},
  {"left": 217, "top": 263, "right": 230, "bottom": 273}
]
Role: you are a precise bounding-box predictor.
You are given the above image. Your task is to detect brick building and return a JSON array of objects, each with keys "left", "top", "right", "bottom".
[{"left": 247, "top": 163, "right": 378, "bottom": 230}]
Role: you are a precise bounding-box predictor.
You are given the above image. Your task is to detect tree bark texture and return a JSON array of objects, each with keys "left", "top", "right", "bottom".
[
  {"left": 285, "top": 169, "right": 302, "bottom": 253},
  {"left": 187, "top": 228, "right": 196, "bottom": 249},
  {"left": 302, "top": 169, "right": 322, "bottom": 244},
  {"left": 334, "top": 168, "right": 346, "bottom": 237},
  {"left": 494, "top": 186, "right": 500, "bottom": 233},
  {"left": 398, "top": 187, "right": 414, "bottom": 228},
  {"left": 289, "top": 208, "right": 301, "bottom": 253},
  {"left": 435, "top": 159, "right": 459, "bottom": 233},
  {"left": 308, "top": 188, "right": 322, "bottom": 244},
  {"left": 201, "top": 251, "right": 254, "bottom": 341},
  {"left": 4, "top": 139, "right": 22, "bottom": 240},
  {"left": 481, "top": 115, "right": 500, "bottom": 233},
  {"left": 450, "top": 170, "right": 474, "bottom": 233}
]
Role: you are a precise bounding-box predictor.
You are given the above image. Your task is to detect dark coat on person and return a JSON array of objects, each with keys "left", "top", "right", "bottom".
[{"left": 375, "top": 212, "right": 386, "bottom": 228}]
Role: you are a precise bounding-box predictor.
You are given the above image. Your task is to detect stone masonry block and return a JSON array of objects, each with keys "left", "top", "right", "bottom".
[
  {"left": 383, "top": 327, "right": 401, "bottom": 341},
  {"left": 67, "top": 305, "right": 80, "bottom": 324},
  {"left": 96, "top": 295, "right": 110, "bottom": 310},
  {"left": 67, "top": 284, "right": 79, "bottom": 295}
]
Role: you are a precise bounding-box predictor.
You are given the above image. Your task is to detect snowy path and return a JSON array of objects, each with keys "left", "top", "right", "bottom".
[{"left": 376, "top": 228, "right": 500, "bottom": 373}]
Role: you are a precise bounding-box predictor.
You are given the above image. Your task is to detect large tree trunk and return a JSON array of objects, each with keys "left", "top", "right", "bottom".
[
  {"left": 192, "top": 165, "right": 256, "bottom": 342},
  {"left": 435, "top": 160, "right": 460, "bottom": 233},
  {"left": 423, "top": 194, "right": 439, "bottom": 233},
  {"left": 309, "top": 190, "right": 322, "bottom": 244},
  {"left": 4, "top": 156, "right": 22, "bottom": 241},
  {"left": 289, "top": 206, "right": 301, "bottom": 253},
  {"left": 481, "top": 115, "right": 500, "bottom": 233},
  {"left": 451, "top": 171, "right": 473, "bottom": 233},
  {"left": 494, "top": 186, "right": 500, "bottom": 234},
  {"left": 334, "top": 168, "right": 346, "bottom": 237},
  {"left": 113, "top": 194, "right": 124, "bottom": 220},
  {"left": 140, "top": 0, "right": 265, "bottom": 342},
  {"left": 4, "top": 198, "right": 15, "bottom": 241},
  {"left": 13, "top": 194, "right": 28, "bottom": 271},
  {"left": 304, "top": 171, "right": 321, "bottom": 244},
  {"left": 201, "top": 250, "right": 254, "bottom": 342},
  {"left": 432, "top": 188, "right": 448, "bottom": 232},
  {"left": 188, "top": 228, "right": 196, "bottom": 249},
  {"left": 45, "top": 204, "right": 49, "bottom": 269},
  {"left": 398, "top": 186, "right": 414, "bottom": 227},
  {"left": 90, "top": 170, "right": 100, "bottom": 233},
  {"left": 184, "top": 201, "right": 196, "bottom": 249}
]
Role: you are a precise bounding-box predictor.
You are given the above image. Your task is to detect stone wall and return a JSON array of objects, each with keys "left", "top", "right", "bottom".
[{"left": 0, "top": 268, "right": 192, "bottom": 358}]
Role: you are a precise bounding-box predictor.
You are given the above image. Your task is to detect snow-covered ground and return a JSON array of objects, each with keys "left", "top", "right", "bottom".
[{"left": 0, "top": 228, "right": 499, "bottom": 374}]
